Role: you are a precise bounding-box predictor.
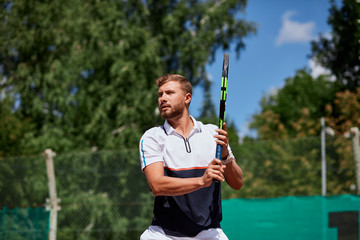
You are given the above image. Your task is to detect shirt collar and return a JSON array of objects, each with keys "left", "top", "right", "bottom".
[{"left": 163, "top": 115, "right": 202, "bottom": 135}]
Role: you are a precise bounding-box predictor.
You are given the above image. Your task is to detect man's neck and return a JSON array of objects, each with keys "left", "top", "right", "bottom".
[{"left": 167, "top": 113, "right": 193, "bottom": 138}]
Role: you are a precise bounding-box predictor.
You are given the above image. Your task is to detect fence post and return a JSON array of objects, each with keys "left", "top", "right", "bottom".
[
  {"left": 351, "top": 127, "right": 360, "bottom": 194},
  {"left": 43, "top": 149, "right": 60, "bottom": 240},
  {"left": 321, "top": 117, "right": 326, "bottom": 196}
]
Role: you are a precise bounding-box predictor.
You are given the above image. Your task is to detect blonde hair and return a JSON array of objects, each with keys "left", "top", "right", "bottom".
[{"left": 156, "top": 74, "right": 192, "bottom": 95}]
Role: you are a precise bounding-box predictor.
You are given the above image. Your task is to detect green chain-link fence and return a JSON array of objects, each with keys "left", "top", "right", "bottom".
[{"left": 0, "top": 135, "right": 356, "bottom": 239}]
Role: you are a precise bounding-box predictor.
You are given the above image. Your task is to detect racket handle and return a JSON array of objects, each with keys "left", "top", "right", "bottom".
[
  {"left": 214, "top": 144, "right": 223, "bottom": 183},
  {"left": 216, "top": 144, "right": 223, "bottom": 160}
]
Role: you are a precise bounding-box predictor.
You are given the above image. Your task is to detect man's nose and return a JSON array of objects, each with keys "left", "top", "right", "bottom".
[{"left": 159, "top": 95, "right": 167, "bottom": 103}]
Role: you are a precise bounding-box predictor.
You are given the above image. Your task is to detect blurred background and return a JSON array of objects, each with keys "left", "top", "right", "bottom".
[{"left": 0, "top": 0, "right": 359, "bottom": 239}]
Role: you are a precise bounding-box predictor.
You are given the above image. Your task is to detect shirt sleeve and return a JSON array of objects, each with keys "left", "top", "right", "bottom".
[{"left": 139, "top": 131, "right": 163, "bottom": 171}]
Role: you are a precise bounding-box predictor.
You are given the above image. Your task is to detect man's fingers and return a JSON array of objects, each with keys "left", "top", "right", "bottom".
[
  {"left": 208, "top": 159, "right": 226, "bottom": 181},
  {"left": 215, "top": 134, "right": 227, "bottom": 142},
  {"left": 207, "top": 169, "right": 225, "bottom": 182},
  {"left": 211, "top": 158, "right": 222, "bottom": 165},
  {"left": 215, "top": 129, "right": 228, "bottom": 137},
  {"left": 215, "top": 126, "right": 228, "bottom": 145},
  {"left": 210, "top": 164, "right": 225, "bottom": 173}
]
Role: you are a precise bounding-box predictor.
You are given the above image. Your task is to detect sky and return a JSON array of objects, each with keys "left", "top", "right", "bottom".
[{"left": 189, "top": 0, "right": 339, "bottom": 139}]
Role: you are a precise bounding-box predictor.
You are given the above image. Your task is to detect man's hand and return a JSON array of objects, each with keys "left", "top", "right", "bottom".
[
  {"left": 214, "top": 122, "right": 244, "bottom": 190},
  {"left": 214, "top": 122, "right": 229, "bottom": 159},
  {"left": 202, "top": 158, "right": 226, "bottom": 186}
]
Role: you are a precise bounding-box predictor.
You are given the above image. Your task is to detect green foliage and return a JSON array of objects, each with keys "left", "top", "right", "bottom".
[
  {"left": 0, "top": 0, "right": 256, "bottom": 156},
  {"left": 0, "top": 97, "right": 33, "bottom": 157},
  {"left": 0, "top": 155, "right": 48, "bottom": 208},
  {"left": 54, "top": 150, "right": 154, "bottom": 239},
  {"left": 246, "top": 68, "right": 356, "bottom": 200},
  {"left": 250, "top": 69, "right": 336, "bottom": 139},
  {"left": 311, "top": 0, "right": 360, "bottom": 91}
]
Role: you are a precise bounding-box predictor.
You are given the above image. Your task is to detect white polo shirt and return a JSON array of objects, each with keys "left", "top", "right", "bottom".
[
  {"left": 140, "top": 116, "right": 232, "bottom": 171},
  {"left": 139, "top": 116, "right": 232, "bottom": 237}
]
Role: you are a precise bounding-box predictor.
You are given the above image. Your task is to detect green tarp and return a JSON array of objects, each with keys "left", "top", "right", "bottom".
[
  {"left": 0, "top": 207, "right": 49, "bottom": 240},
  {"left": 222, "top": 194, "right": 360, "bottom": 240}
]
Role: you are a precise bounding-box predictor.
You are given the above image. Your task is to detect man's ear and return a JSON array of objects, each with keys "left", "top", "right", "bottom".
[{"left": 185, "top": 93, "right": 192, "bottom": 105}]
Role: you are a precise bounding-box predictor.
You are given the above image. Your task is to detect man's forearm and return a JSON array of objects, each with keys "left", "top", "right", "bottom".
[
  {"left": 224, "top": 160, "right": 243, "bottom": 190},
  {"left": 148, "top": 175, "right": 205, "bottom": 196},
  {"left": 144, "top": 159, "right": 225, "bottom": 196}
]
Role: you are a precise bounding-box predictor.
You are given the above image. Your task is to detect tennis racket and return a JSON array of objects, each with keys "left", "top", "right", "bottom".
[{"left": 215, "top": 53, "right": 229, "bottom": 161}]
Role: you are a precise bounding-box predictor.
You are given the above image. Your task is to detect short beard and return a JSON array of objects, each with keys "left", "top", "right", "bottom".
[{"left": 160, "top": 103, "right": 184, "bottom": 120}]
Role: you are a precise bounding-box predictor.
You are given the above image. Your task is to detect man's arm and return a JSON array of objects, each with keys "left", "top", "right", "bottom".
[
  {"left": 143, "top": 159, "right": 226, "bottom": 196},
  {"left": 223, "top": 159, "right": 243, "bottom": 190}
]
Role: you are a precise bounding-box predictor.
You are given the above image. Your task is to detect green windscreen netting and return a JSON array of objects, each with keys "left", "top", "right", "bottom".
[
  {"left": 222, "top": 194, "right": 360, "bottom": 240},
  {"left": 0, "top": 207, "right": 49, "bottom": 240}
]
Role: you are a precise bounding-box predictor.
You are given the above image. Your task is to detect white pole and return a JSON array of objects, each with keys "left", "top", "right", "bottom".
[
  {"left": 321, "top": 117, "right": 326, "bottom": 196},
  {"left": 350, "top": 127, "right": 360, "bottom": 194},
  {"left": 44, "top": 149, "right": 60, "bottom": 240}
]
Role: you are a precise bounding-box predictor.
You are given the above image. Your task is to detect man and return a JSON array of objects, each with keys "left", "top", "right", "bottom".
[{"left": 139, "top": 74, "right": 243, "bottom": 239}]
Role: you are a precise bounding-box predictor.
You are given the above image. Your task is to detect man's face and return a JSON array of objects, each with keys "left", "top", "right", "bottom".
[{"left": 157, "top": 81, "right": 191, "bottom": 120}]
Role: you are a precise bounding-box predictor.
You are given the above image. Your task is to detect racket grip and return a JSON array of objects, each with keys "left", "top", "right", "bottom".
[
  {"left": 213, "top": 144, "right": 223, "bottom": 183},
  {"left": 216, "top": 144, "right": 223, "bottom": 160}
]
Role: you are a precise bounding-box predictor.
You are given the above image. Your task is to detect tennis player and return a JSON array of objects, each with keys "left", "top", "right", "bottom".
[{"left": 139, "top": 74, "right": 243, "bottom": 239}]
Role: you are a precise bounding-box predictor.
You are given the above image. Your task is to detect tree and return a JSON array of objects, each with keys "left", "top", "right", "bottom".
[
  {"left": 250, "top": 69, "right": 336, "bottom": 140},
  {"left": 325, "top": 87, "right": 360, "bottom": 134},
  {"left": 0, "top": 0, "right": 256, "bottom": 155},
  {"left": 0, "top": 96, "right": 33, "bottom": 157},
  {"left": 310, "top": 0, "right": 360, "bottom": 91}
]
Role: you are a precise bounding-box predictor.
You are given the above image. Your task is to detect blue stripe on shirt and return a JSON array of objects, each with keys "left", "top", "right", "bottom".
[{"left": 141, "top": 139, "right": 146, "bottom": 167}]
